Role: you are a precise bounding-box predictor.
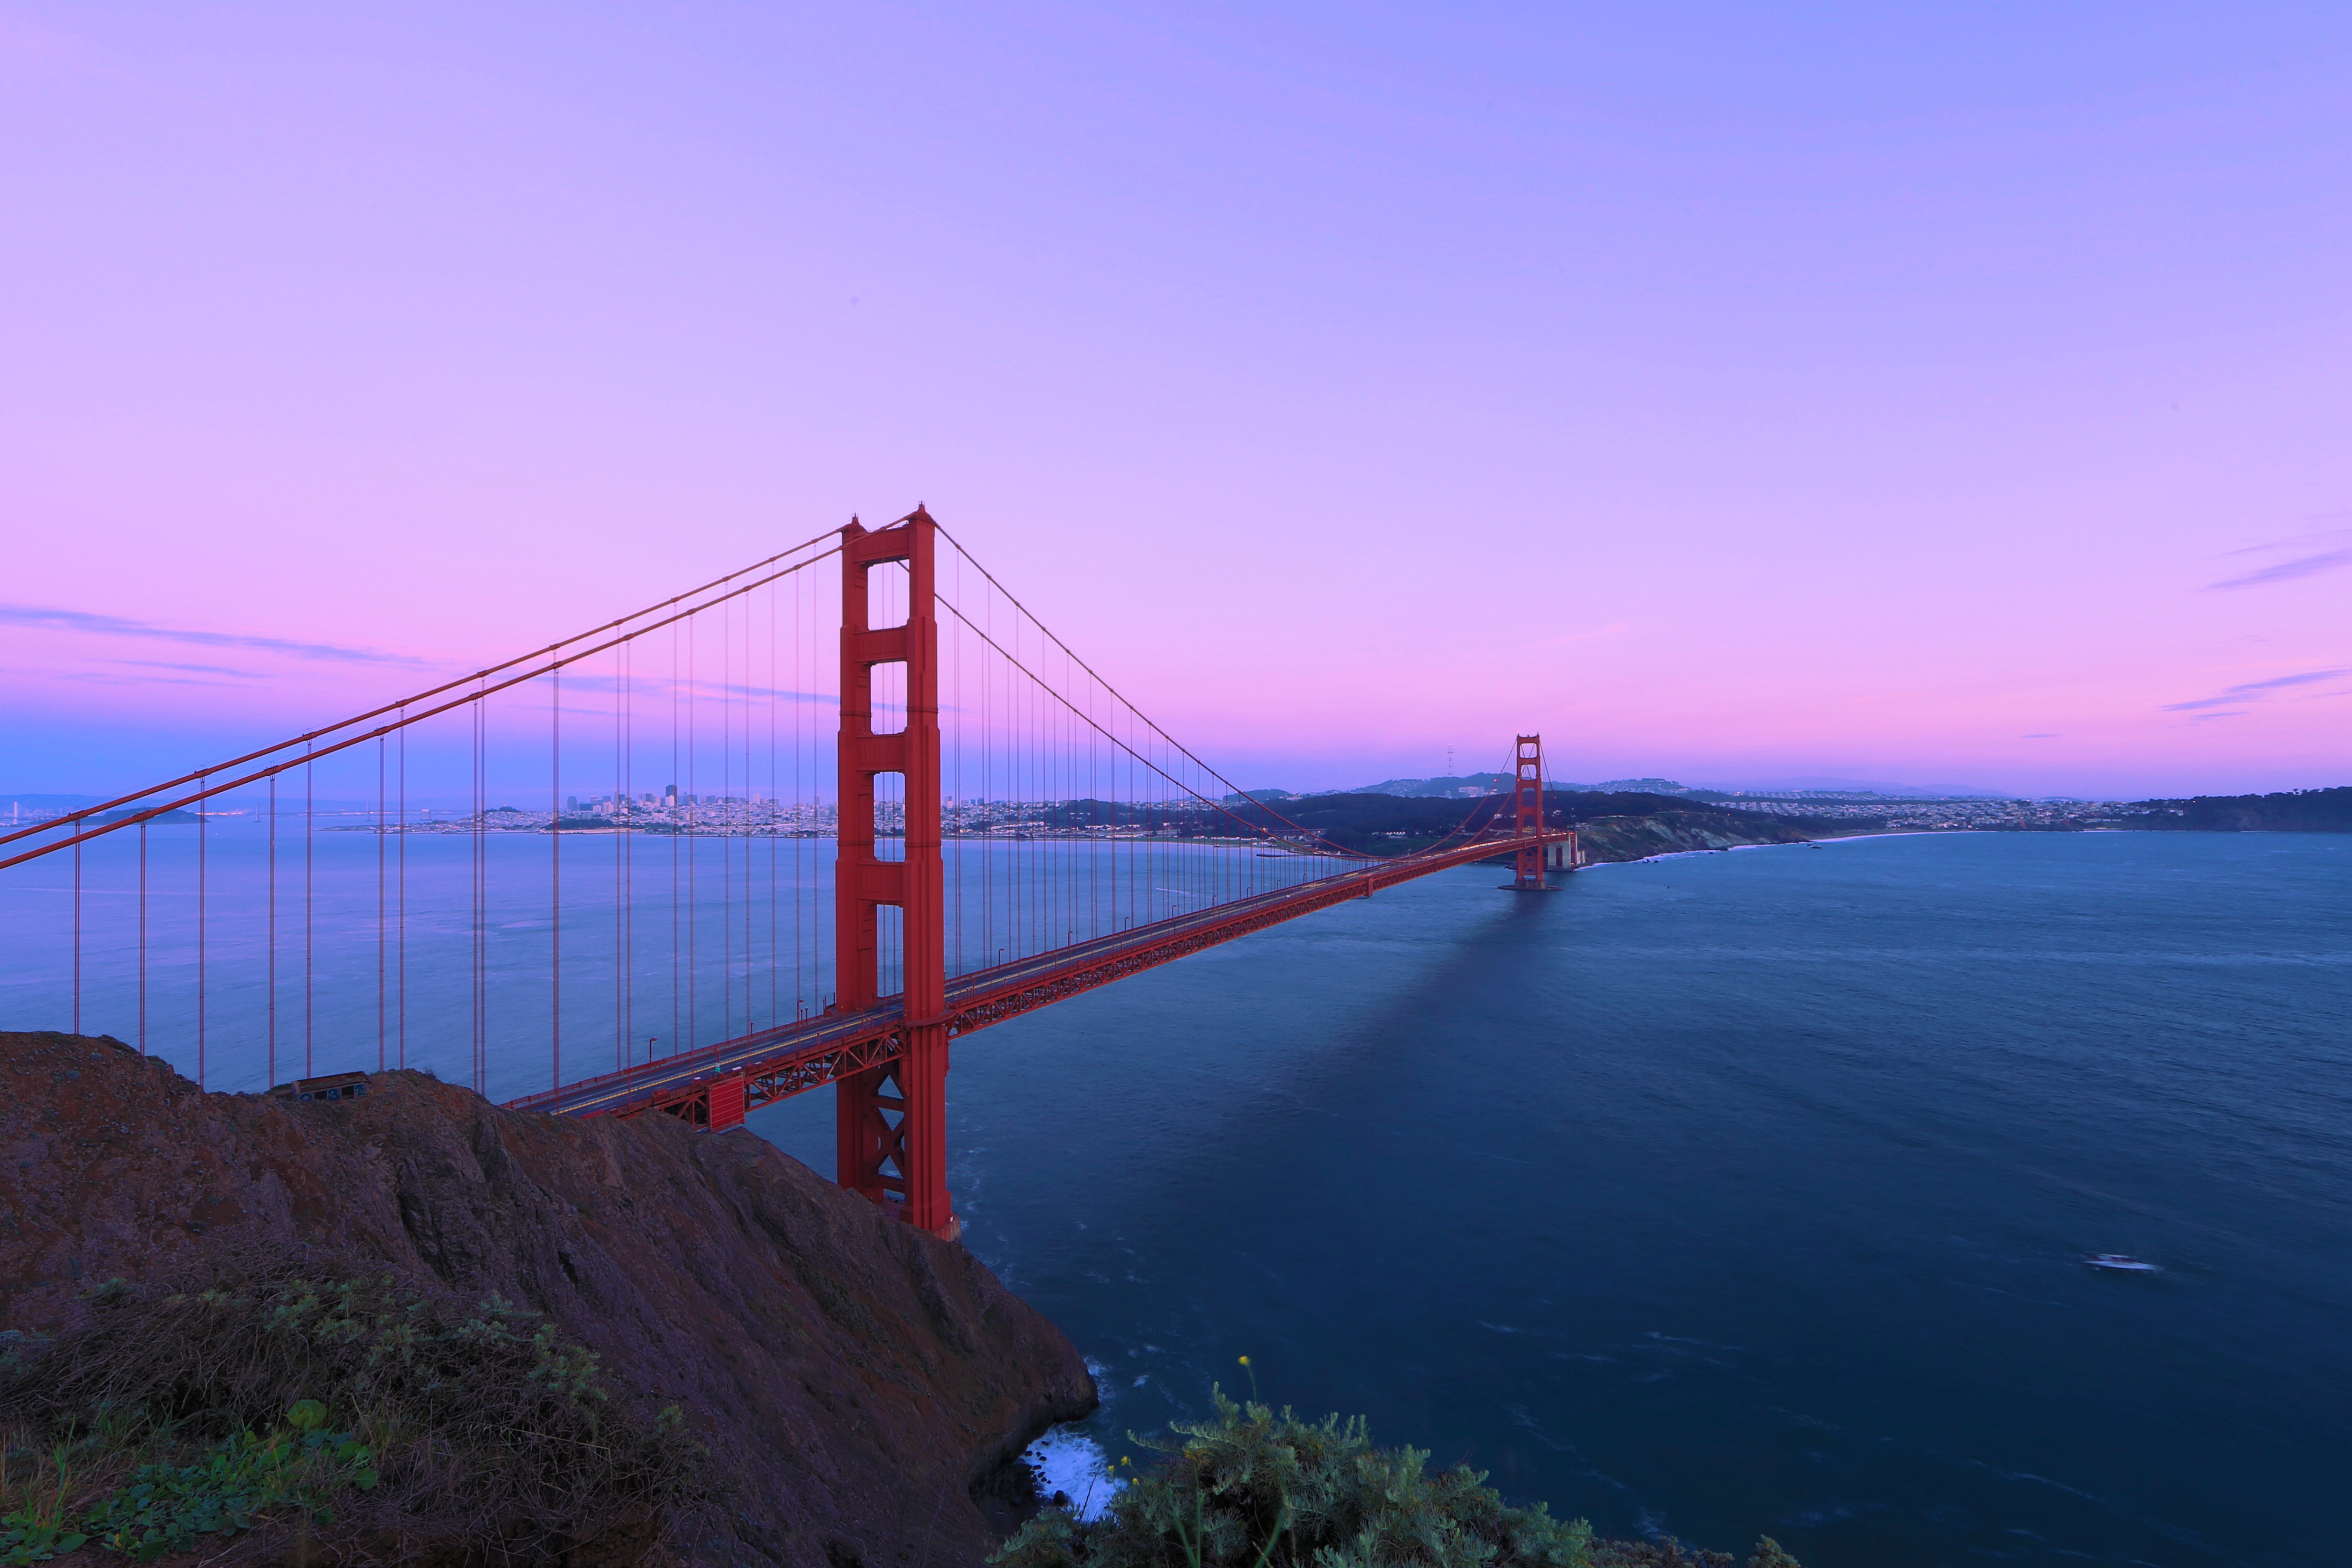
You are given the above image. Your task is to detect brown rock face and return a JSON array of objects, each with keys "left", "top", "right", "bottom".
[{"left": 0, "top": 1030, "right": 1097, "bottom": 1566}]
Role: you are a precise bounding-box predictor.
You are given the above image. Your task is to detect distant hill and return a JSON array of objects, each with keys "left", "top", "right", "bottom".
[
  {"left": 1341, "top": 773, "right": 1516, "bottom": 798},
  {"left": 1235, "top": 772, "right": 2018, "bottom": 804},
  {"left": 1221, "top": 788, "right": 1856, "bottom": 856},
  {"left": 1226, "top": 775, "right": 1598, "bottom": 805},
  {"left": 2116, "top": 787, "right": 2352, "bottom": 833}
]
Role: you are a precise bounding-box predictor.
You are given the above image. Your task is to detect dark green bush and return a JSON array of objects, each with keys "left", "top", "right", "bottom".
[
  {"left": 0, "top": 1250, "right": 703, "bottom": 1560},
  {"left": 995, "top": 1389, "right": 1596, "bottom": 1568},
  {"left": 74, "top": 1412, "right": 377, "bottom": 1561}
]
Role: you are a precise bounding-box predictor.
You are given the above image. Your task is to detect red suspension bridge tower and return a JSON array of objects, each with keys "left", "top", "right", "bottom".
[
  {"left": 833, "top": 509, "right": 956, "bottom": 1239},
  {"left": 1505, "top": 733, "right": 1556, "bottom": 892}
]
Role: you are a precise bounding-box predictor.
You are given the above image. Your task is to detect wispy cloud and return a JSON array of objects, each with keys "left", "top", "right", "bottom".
[
  {"left": 2162, "top": 668, "right": 2348, "bottom": 712},
  {"left": 2219, "top": 514, "right": 2352, "bottom": 552},
  {"left": 0, "top": 603, "right": 428, "bottom": 665},
  {"left": 43, "top": 669, "right": 251, "bottom": 689},
  {"left": 113, "top": 658, "right": 263, "bottom": 678},
  {"left": 2190, "top": 710, "right": 2248, "bottom": 721},
  {"left": 2208, "top": 548, "right": 2352, "bottom": 590},
  {"left": 2207, "top": 525, "right": 2352, "bottom": 590}
]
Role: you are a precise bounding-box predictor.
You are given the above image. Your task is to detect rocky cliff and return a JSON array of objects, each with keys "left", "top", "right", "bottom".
[{"left": 0, "top": 1030, "right": 1096, "bottom": 1566}]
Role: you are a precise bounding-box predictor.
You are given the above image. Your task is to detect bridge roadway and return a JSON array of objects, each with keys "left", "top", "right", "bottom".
[{"left": 506, "top": 830, "right": 1571, "bottom": 1128}]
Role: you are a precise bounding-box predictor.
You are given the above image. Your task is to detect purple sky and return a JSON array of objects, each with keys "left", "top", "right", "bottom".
[{"left": 3, "top": 3, "right": 2347, "bottom": 799}]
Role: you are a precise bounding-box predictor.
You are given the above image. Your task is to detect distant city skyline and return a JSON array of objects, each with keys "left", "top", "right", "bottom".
[{"left": 3, "top": 4, "right": 2346, "bottom": 800}]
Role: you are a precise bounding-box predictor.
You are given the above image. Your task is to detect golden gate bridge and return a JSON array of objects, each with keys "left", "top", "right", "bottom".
[{"left": 0, "top": 508, "right": 1577, "bottom": 1241}]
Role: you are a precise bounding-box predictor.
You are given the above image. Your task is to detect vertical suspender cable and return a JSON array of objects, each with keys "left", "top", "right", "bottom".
[
  {"left": 616, "top": 634, "right": 626, "bottom": 1071},
  {"left": 551, "top": 665, "right": 562, "bottom": 1092},
  {"left": 739, "top": 594, "right": 748, "bottom": 1027},
  {"left": 769, "top": 576, "right": 779, "bottom": 1024},
  {"left": 303, "top": 742, "right": 314, "bottom": 1078},
  {"left": 713, "top": 599, "right": 724, "bottom": 1034},
  {"left": 377, "top": 736, "right": 386, "bottom": 1071},
  {"left": 670, "top": 619, "right": 680, "bottom": 1058},
  {"left": 687, "top": 616, "right": 697, "bottom": 1047},
  {"left": 951, "top": 547, "right": 962, "bottom": 978},
  {"left": 472, "top": 692, "right": 486, "bottom": 1095},
  {"left": 137, "top": 820, "right": 148, "bottom": 1055},
  {"left": 397, "top": 716, "right": 407, "bottom": 1069},
  {"left": 267, "top": 776, "right": 276, "bottom": 1086},
  {"left": 197, "top": 772, "right": 208, "bottom": 1088},
  {"left": 748, "top": 589, "right": 758, "bottom": 1026},
  {"left": 71, "top": 836, "right": 82, "bottom": 1037},
  {"left": 791, "top": 569, "right": 801, "bottom": 1017},
  {"left": 632, "top": 637, "right": 643, "bottom": 1062}
]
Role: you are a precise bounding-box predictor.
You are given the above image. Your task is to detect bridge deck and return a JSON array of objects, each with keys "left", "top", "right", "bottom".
[{"left": 506, "top": 832, "right": 1569, "bottom": 1126}]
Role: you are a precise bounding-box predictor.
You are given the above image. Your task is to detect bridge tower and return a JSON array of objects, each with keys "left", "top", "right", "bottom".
[
  {"left": 1507, "top": 734, "right": 1550, "bottom": 891},
  {"left": 834, "top": 507, "right": 957, "bottom": 1240}
]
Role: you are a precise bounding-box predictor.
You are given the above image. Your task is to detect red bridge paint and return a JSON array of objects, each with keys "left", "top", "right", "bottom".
[{"left": 499, "top": 508, "right": 1571, "bottom": 1242}]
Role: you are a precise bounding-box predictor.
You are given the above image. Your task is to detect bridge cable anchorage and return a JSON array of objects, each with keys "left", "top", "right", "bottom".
[{"left": 3, "top": 507, "right": 1570, "bottom": 1243}]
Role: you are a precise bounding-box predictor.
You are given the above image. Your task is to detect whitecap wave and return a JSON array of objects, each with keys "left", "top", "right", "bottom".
[{"left": 1023, "top": 1426, "right": 1125, "bottom": 1522}]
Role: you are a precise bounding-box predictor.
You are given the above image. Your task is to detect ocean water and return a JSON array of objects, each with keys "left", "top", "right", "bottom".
[
  {"left": 745, "top": 831, "right": 2351, "bottom": 1568},
  {"left": 8, "top": 825, "right": 2346, "bottom": 1564}
]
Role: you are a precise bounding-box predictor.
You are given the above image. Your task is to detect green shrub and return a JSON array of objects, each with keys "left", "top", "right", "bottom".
[
  {"left": 75, "top": 1412, "right": 377, "bottom": 1562},
  {"left": 0, "top": 1250, "right": 703, "bottom": 1560},
  {"left": 0, "top": 1513, "right": 87, "bottom": 1568},
  {"left": 994, "top": 1389, "right": 1596, "bottom": 1568}
]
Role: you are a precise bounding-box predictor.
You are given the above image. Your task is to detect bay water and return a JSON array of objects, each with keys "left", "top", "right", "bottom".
[{"left": 755, "top": 831, "right": 2349, "bottom": 1568}]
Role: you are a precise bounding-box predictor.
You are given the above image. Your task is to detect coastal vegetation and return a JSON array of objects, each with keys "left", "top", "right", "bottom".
[
  {"left": 995, "top": 1392, "right": 1799, "bottom": 1568},
  {"left": 0, "top": 1256, "right": 701, "bottom": 1562},
  {"left": 2117, "top": 785, "right": 2352, "bottom": 832}
]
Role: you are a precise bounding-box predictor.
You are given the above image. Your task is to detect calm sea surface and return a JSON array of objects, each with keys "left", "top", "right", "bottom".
[{"left": 751, "top": 831, "right": 2350, "bottom": 1568}]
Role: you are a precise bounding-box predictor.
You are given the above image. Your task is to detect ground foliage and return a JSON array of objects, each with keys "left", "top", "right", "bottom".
[
  {"left": 995, "top": 1390, "right": 1596, "bottom": 1568},
  {"left": 995, "top": 1392, "right": 1802, "bottom": 1568},
  {"left": 0, "top": 1247, "right": 705, "bottom": 1562}
]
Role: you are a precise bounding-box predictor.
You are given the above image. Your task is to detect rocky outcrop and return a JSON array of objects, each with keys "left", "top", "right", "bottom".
[{"left": 0, "top": 1030, "right": 1096, "bottom": 1566}]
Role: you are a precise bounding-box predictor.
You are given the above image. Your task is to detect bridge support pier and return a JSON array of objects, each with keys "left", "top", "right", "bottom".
[{"left": 834, "top": 508, "right": 959, "bottom": 1241}]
